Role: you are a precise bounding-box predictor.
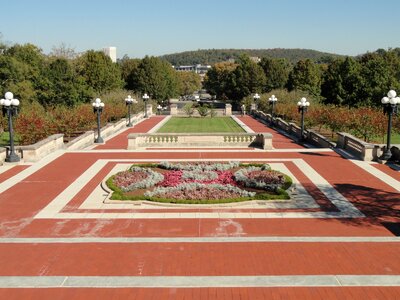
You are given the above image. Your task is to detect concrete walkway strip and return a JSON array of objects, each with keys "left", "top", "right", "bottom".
[
  {"left": 0, "top": 236, "right": 399, "bottom": 243},
  {"left": 0, "top": 275, "right": 399, "bottom": 288}
]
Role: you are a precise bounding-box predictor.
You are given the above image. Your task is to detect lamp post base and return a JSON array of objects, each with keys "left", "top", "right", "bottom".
[
  {"left": 94, "top": 137, "right": 104, "bottom": 143},
  {"left": 5, "top": 153, "right": 20, "bottom": 163},
  {"left": 127, "top": 122, "right": 133, "bottom": 127},
  {"left": 379, "top": 149, "right": 392, "bottom": 161}
]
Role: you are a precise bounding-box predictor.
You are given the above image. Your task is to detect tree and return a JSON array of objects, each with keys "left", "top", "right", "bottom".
[
  {"left": 49, "top": 43, "right": 77, "bottom": 59},
  {"left": 177, "top": 71, "right": 202, "bottom": 96},
  {"left": 128, "top": 56, "right": 179, "bottom": 101},
  {"left": 287, "top": 59, "right": 322, "bottom": 97},
  {"left": 75, "top": 50, "right": 123, "bottom": 94},
  {"left": 203, "top": 61, "right": 237, "bottom": 99},
  {"left": 259, "top": 58, "right": 291, "bottom": 92},
  {"left": 119, "top": 57, "right": 141, "bottom": 89},
  {"left": 37, "top": 58, "right": 92, "bottom": 107},
  {"left": 231, "top": 55, "right": 266, "bottom": 101},
  {"left": 0, "top": 44, "right": 45, "bottom": 103}
]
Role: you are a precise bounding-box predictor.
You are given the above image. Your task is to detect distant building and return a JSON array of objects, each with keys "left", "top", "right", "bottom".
[
  {"left": 103, "top": 47, "right": 117, "bottom": 63},
  {"left": 173, "top": 64, "right": 211, "bottom": 81},
  {"left": 250, "top": 56, "right": 261, "bottom": 63}
]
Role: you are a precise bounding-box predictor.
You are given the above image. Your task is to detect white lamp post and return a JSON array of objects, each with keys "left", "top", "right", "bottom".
[
  {"left": 0, "top": 92, "right": 20, "bottom": 162},
  {"left": 268, "top": 94, "right": 278, "bottom": 123},
  {"left": 380, "top": 90, "right": 400, "bottom": 160},
  {"left": 297, "top": 97, "right": 310, "bottom": 142},
  {"left": 157, "top": 104, "right": 162, "bottom": 115},
  {"left": 253, "top": 93, "right": 260, "bottom": 111},
  {"left": 125, "top": 95, "right": 137, "bottom": 127},
  {"left": 142, "top": 93, "right": 150, "bottom": 118},
  {"left": 92, "top": 98, "right": 105, "bottom": 143}
]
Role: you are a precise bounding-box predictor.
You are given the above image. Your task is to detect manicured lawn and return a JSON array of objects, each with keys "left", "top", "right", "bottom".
[
  {"left": 157, "top": 117, "right": 245, "bottom": 133},
  {"left": 0, "top": 132, "right": 20, "bottom": 147}
]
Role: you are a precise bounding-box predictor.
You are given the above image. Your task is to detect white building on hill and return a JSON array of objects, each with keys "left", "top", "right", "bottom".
[{"left": 103, "top": 47, "right": 117, "bottom": 63}]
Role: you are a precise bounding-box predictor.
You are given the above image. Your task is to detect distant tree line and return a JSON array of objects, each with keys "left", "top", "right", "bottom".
[
  {"left": 203, "top": 48, "right": 400, "bottom": 107},
  {"left": 160, "top": 48, "right": 342, "bottom": 65}
]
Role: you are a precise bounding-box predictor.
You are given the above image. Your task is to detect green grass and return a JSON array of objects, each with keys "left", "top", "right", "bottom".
[
  {"left": 0, "top": 132, "right": 20, "bottom": 147},
  {"left": 157, "top": 117, "right": 245, "bottom": 133}
]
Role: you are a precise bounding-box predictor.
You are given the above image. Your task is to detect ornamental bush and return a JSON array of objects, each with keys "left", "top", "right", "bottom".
[
  {"left": 234, "top": 166, "right": 285, "bottom": 191},
  {"left": 113, "top": 167, "right": 164, "bottom": 192}
]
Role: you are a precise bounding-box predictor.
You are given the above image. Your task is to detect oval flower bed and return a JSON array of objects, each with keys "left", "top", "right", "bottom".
[{"left": 106, "top": 161, "right": 292, "bottom": 204}]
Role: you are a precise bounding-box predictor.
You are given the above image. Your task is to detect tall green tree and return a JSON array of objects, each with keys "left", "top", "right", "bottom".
[
  {"left": 75, "top": 50, "right": 123, "bottom": 94},
  {"left": 259, "top": 57, "right": 291, "bottom": 92},
  {"left": 203, "top": 61, "right": 237, "bottom": 99},
  {"left": 177, "top": 71, "right": 202, "bottom": 96},
  {"left": 129, "top": 56, "right": 179, "bottom": 101},
  {"left": 119, "top": 56, "right": 141, "bottom": 89},
  {"left": 231, "top": 55, "right": 266, "bottom": 100},
  {"left": 287, "top": 59, "right": 322, "bottom": 97},
  {"left": 37, "top": 58, "right": 92, "bottom": 106}
]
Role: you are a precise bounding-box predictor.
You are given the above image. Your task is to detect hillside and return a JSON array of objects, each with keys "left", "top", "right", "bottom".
[{"left": 159, "top": 48, "right": 345, "bottom": 65}]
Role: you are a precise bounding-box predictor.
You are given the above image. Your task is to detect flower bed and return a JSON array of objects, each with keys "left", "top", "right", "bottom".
[{"left": 106, "top": 162, "right": 292, "bottom": 204}]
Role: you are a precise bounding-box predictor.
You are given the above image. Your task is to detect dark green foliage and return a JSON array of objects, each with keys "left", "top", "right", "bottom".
[
  {"left": 287, "top": 59, "right": 322, "bottom": 98},
  {"left": 160, "top": 48, "right": 342, "bottom": 65},
  {"left": 75, "top": 50, "right": 123, "bottom": 94},
  {"left": 259, "top": 57, "right": 291, "bottom": 92},
  {"left": 37, "top": 58, "right": 92, "bottom": 106},
  {"left": 128, "top": 56, "right": 179, "bottom": 101},
  {"left": 204, "top": 55, "right": 266, "bottom": 101}
]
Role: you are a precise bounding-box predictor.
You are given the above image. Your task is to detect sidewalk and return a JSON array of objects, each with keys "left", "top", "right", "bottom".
[{"left": 0, "top": 115, "right": 399, "bottom": 299}]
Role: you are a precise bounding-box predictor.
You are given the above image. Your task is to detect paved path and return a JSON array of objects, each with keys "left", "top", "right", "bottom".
[{"left": 0, "top": 115, "right": 399, "bottom": 299}]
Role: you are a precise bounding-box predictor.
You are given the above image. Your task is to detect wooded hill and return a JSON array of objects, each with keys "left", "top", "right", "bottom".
[{"left": 159, "top": 48, "right": 345, "bottom": 65}]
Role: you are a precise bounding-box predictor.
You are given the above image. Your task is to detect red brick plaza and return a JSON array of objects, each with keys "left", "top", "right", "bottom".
[{"left": 0, "top": 116, "right": 399, "bottom": 299}]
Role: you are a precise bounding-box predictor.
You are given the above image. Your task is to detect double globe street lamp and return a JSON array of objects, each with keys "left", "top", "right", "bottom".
[
  {"left": 380, "top": 90, "right": 400, "bottom": 160},
  {"left": 142, "top": 93, "right": 150, "bottom": 118},
  {"left": 268, "top": 94, "right": 278, "bottom": 122},
  {"left": 253, "top": 93, "right": 260, "bottom": 111},
  {"left": 297, "top": 97, "right": 310, "bottom": 142},
  {"left": 0, "top": 92, "right": 20, "bottom": 162},
  {"left": 92, "top": 98, "right": 105, "bottom": 143},
  {"left": 125, "top": 95, "right": 137, "bottom": 127}
]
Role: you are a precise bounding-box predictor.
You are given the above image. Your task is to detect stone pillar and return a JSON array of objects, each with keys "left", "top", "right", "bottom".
[
  {"left": 170, "top": 103, "right": 178, "bottom": 115},
  {"left": 146, "top": 104, "right": 153, "bottom": 116},
  {"left": 225, "top": 104, "right": 232, "bottom": 116}
]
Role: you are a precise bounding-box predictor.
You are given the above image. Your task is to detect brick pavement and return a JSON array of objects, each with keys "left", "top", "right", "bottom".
[{"left": 0, "top": 115, "right": 399, "bottom": 299}]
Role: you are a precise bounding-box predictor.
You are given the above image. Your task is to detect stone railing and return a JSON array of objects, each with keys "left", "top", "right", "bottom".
[
  {"left": 128, "top": 132, "right": 273, "bottom": 150},
  {"left": 0, "top": 112, "right": 146, "bottom": 164},
  {"left": 15, "top": 134, "right": 64, "bottom": 162},
  {"left": 307, "top": 130, "right": 335, "bottom": 148},
  {"left": 336, "top": 132, "right": 377, "bottom": 161},
  {"left": 252, "top": 110, "right": 335, "bottom": 149}
]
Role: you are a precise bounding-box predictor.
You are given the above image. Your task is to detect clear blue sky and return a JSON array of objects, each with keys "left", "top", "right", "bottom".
[{"left": 1, "top": 0, "right": 399, "bottom": 58}]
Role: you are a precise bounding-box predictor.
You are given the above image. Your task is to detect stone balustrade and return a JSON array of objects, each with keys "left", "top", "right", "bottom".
[
  {"left": 336, "top": 132, "right": 376, "bottom": 161},
  {"left": 128, "top": 132, "right": 273, "bottom": 150}
]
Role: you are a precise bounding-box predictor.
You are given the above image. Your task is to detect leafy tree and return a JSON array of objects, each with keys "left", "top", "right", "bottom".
[
  {"left": 128, "top": 56, "right": 179, "bottom": 101},
  {"left": 119, "top": 57, "right": 141, "bottom": 89},
  {"left": 231, "top": 55, "right": 266, "bottom": 100},
  {"left": 203, "top": 61, "right": 237, "bottom": 99},
  {"left": 37, "top": 58, "right": 93, "bottom": 106},
  {"left": 287, "top": 59, "right": 322, "bottom": 98},
  {"left": 177, "top": 71, "right": 202, "bottom": 96},
  {"left": 75, "top": 50, "right": 123, "bottom": 94},
  {"left": 259, "top": 57, "right": 291, "bottom": 92}
]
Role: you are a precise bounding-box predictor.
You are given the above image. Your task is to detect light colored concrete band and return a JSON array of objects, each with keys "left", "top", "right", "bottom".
[
  {"left": 0, "top": 275, "right": 399, "bottom": 288},
  {"left": 0, "top": 236, "right": 399, "bottom": 243}
]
